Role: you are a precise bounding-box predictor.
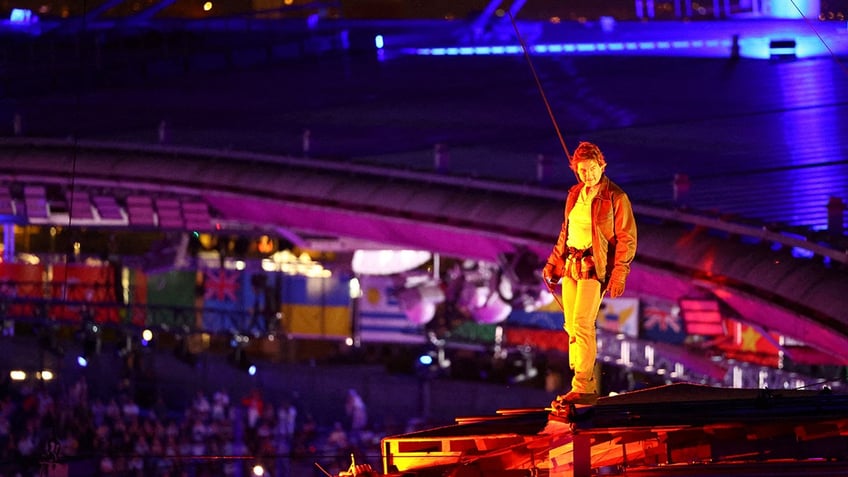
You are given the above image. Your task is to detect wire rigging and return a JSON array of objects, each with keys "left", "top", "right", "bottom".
[
  {"left": 507, "top": 10, "right": 571, "bottom": 162},
  {"left": 789, "top": 0, "right": 848, "bottom": 77}
]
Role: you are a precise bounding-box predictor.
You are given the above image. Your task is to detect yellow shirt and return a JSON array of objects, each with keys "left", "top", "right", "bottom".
[{"left": 566, "top": 185, "right": 597, "bottom": 250}]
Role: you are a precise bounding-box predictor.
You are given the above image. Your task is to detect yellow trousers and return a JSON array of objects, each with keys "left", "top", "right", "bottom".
[{"left": 562, "top": 278, "right": 602, "bottom": 394}]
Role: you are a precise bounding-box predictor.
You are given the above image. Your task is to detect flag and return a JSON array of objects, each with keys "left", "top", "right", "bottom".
[
  {"left": 0, "top": 263, "right": 44, "bottom": 319},
  {"left": 279, "top": 273, "right": 350, "bottom": 338},
  {"left": 640, "top": 296, "right": 687, "bottom": 344},
  {"left": 50, "top": 264, "right": 118, "bottom": 323},
  {"left": 598, "top": 297, "right": 639, "bottom": 337},
  {"left": 449, "top": 321, "right": 498, "bottom": 344},
  {"left": 202, "top": 268, "right": 243, "bottom": 332},
  {"left": 356, "top": 275, "right": 420, "bottom": 343},
  {"left": 504, "top": 327, "right": 569, "bottom": 354},
  {"left": 714, "top": 320, "right": 781, "bottom": 367},
  {"left": 146, "top": 270, "right": 197, "bottom": 328},
  {"left": 506, "top": 308, "right": 564, "bottom": 331}
]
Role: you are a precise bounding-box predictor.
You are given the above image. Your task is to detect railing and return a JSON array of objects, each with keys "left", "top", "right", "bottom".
[
  {"left": 0, "top": 291, "right": 258, "bottom": 336},
  {"left": 4, "top": 137, "right": 843, "bottom": 267},
  {"left": 1, "top": 272, "right": 840, "bottom": 396}
]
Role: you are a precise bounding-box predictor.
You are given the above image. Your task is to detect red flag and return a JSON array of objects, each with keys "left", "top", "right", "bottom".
[
  {"left": 51, "top": 264, "right": 118, "bottom": 323},
  {"left": 0, "top": 263, "right": 44, "bottom": 318}
]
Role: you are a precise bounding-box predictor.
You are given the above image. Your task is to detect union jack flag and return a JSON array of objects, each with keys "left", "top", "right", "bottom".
[
  {"left": 643, "top": 305, "right": 682, "bottom": 333},
  {"left": 641, "top": 301, "right": 686, "bottom": 344},
  {"left": 204, "top": 269, "right": 239, "bottom": 302}
]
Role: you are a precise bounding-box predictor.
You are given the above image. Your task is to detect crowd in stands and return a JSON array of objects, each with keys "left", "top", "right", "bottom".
[{"left": 0, "top": 374, "right": 402, "bottom": 477}]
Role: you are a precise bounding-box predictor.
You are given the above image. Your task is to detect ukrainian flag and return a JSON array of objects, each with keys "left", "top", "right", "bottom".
[{"left": 280, "top": 274, "right": 351, "bottom": 338}]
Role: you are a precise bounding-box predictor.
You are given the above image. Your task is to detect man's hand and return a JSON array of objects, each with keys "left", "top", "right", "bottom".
[
  {"left": 607, "top": 280, "right": 625, "bottom": 298},
  {"left": 542, "top": 263, "right": 560, "bottom": 286}
]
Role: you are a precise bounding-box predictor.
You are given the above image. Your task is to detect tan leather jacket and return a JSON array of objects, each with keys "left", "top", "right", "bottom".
[{"left": 546, "top": 175, "right": 637, "bottom": 290}]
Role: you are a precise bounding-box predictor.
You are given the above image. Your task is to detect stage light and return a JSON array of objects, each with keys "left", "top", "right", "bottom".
[
  {"left": 397, "top": 280, "right": 444, "bottom": 325},
  {"left": 142, "top": 329, "right": 153, "bottom": 342},
  {"left": 39, "top": 370, "right": 54, "bottom": 381},
  {"left": 467, "top": 287, "right": 511, "bottom": 324},
  {"left": 252, "top": 464, "right": 265, "bottom": 476},
  {"left": 9, "top": 370, "right": 26, "bottom": 381},
  {"left": 10, "top": 8, "right": 34, "bottom": 23},
  {"left": 230, "top": 333, "right": 249, "bottom": 348},
  {"left": 496, "top": 249, "right": 549, "bottom": 312},
  {"left": 349, "top": 277, "right": 361, "bottom": 299},
  {"left": 248, "top": 364, "right": 257, "bottom": 376},
  {"left": 352, "top": 249, "right": 431, "bottom": 275},
  {"left": 449, "top": 260, "right": 513, "bottom": 324},
  {"left": 79, "top": 320, "right": 102, "bottom": 357},
  {"left": 416, "top": 352, "right": 439, "bottom": 377},
  {"left": 76, "top": 356, "right": 88, "bottom": 367},
  {"left": 769, "top": 39, "right": 797, "bottom": 59}
]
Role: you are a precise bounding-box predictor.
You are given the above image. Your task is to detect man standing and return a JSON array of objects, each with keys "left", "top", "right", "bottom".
[{"left": 542, "top": 142, "right": 637, "bottom": 405}]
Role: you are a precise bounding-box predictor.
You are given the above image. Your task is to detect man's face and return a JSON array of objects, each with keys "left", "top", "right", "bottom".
[{"left": 575, "top": 160, "right": 605, "bottom": 187}]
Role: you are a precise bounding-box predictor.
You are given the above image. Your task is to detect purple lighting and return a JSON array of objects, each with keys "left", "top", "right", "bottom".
[{"left": 400, "top": 16, "right": 841, "bottom": 60}]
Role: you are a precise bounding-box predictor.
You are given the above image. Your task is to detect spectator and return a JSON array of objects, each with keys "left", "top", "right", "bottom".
[
  {"left": 276, "top": 397, "right": 297, "bottom": 444},
  {"left": 211, "top": 388, "right": 230, "bottom": 421},
  {"left": 326, "top": 421, "right": 349, "bottom": 451},
  {"left": 242, "top": 388, "right": 264, "bottom": 430},
  {"left": 344, "top": 389, "right": 367, "bottom": 432},
  {"left": 192, "top": 390, "right": 211, "bottom": 416},
  {"left": 120, "top": 394, "right": 140, "bottom": 420}
]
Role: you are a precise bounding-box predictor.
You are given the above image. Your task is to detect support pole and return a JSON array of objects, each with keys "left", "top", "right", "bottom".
[{"left": 573, "top": 433, "right": 591, "bottom": 477}]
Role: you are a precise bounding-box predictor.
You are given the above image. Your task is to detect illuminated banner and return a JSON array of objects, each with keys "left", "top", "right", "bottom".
[
  {"left": 680, "top": 298, "right": 724, "bottom": 336},
  {"left": 357, "top": 275, "right": 424, "bottom": 343}
]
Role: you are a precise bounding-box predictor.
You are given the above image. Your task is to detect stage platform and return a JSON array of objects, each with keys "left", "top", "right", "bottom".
[{"left": 380, "top": 383, "right": 848, "bottom": 476}]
